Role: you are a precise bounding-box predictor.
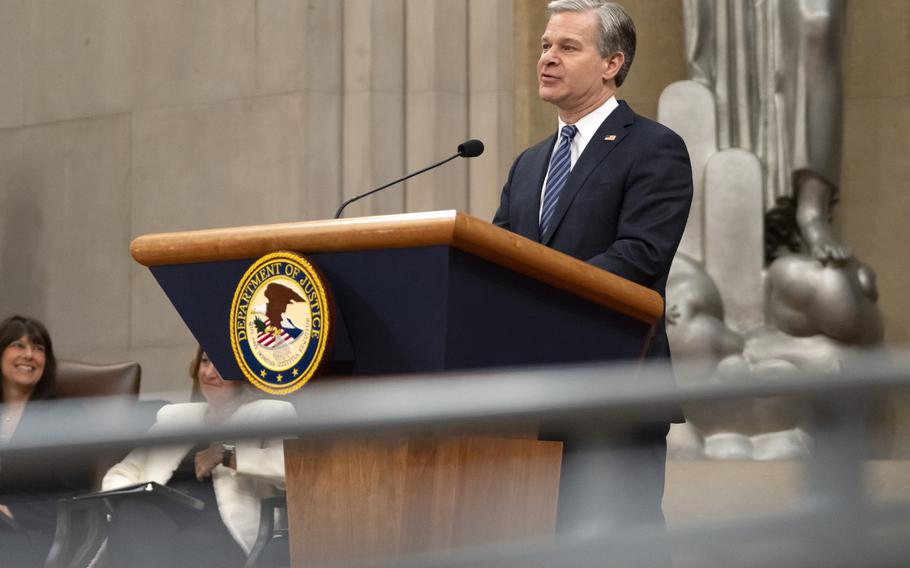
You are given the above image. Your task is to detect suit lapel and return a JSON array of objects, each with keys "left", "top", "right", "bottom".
[
  {"left": 520, "top": 135, "right": 557, "bottom": 242},
  {"left": 540, "top": 101, "right": 635, "bottom": 246}
]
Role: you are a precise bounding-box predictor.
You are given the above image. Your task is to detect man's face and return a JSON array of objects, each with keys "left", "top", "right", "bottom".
[{"left": 537, "top": 10, "right": 616, "bottom": 118}]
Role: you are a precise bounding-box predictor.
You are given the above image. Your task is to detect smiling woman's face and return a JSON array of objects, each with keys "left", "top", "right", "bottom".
[
  {"left": 197, "top": 352, "right": 243, "bottom": 407},
  {"left": 1, "top": 335, "right": 46, "bottom": 393}
]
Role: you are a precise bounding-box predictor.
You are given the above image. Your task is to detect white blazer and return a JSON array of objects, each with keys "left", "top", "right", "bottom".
[{"left": 102, "top": 399, "right": 296, "bottom": 555}]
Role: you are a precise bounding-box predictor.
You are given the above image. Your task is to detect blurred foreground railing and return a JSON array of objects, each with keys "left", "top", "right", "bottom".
[{"left": 2, "top": 351, "right": 910, "bottom": 567}]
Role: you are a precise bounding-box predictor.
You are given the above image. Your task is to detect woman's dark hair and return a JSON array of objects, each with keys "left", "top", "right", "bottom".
[
  {"left": 188, "top": 345, "right": 256, "bottom": 403},
  {"left": 188, "top": 345, "right": 206, "bottom": 403},
  {"left": 0, "top": 315, "right": 57, "bottom": 402}
]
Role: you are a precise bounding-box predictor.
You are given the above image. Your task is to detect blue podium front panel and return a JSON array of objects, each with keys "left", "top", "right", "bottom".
[
  {"left": 150, "top": 245, "right": 652, "bottom": 381},
  {"left": 443, "top": 248, "right": 650, "bottom": 368}
]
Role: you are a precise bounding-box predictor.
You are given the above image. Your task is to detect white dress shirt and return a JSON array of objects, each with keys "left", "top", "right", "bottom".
[{"left": 539, "top": 96, "right": 619, "bottom": 222}]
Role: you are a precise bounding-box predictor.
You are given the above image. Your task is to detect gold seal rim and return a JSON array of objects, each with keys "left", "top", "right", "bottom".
[{"left": 229, "top": 251, "right": 331, "bottom": 395}]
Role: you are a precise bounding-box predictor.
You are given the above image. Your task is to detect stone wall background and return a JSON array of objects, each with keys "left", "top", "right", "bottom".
[{"left": 0, "top": 0, "right": 513, "bottom": 397}]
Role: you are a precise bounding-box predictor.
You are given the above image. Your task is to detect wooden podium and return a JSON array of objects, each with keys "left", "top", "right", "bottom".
[{"left": 131, "top": 210, "right": 663, "bottom": 565}]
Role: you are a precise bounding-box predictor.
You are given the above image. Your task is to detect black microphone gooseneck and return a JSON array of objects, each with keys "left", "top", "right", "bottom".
[{"left": 334, "top": 139, "right": 485, "bottom": 219}]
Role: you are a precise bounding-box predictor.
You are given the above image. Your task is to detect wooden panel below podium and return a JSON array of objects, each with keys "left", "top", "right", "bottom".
[{"left": 284, "top": 436, "right": 562, "bottom": 566}]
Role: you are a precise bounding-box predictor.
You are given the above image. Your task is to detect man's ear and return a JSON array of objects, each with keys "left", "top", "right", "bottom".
[{"left": 602, "top": 52, "right": 624, "bottom": 83}]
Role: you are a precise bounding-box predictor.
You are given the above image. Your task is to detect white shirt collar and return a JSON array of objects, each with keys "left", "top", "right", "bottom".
[{"left": 558, "top": 95, "right": 619, "bottom": 160}]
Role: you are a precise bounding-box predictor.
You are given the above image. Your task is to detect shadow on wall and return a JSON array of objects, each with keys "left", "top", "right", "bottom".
[{"left": 0, "top": 166, "right": 47, "bottom": 319}]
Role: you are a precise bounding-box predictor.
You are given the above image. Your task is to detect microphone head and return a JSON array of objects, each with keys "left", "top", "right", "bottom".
[{"left": 457, "top": 139, "right": 485, "bottom": 158}]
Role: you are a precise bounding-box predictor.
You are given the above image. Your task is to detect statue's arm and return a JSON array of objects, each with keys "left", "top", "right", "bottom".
[{"left": 795, "top": 174, "right": 851, "bottom": 264}]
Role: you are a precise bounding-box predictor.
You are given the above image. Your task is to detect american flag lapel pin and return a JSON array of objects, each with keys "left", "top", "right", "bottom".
[{"left": 604, "top": 134, "right": 617, "bottom": 141}]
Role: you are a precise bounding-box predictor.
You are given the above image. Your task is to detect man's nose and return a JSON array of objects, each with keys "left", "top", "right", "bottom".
[{"left": 540, "top": 49, "right": 558, "bottom": 67}]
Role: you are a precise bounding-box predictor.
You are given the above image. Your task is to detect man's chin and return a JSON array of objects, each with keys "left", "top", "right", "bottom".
[{"left": 538, "top": 88, "right": 560, "bottom": 105}]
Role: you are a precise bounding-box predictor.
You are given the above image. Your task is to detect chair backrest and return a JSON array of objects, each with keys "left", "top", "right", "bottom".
[
  {"left": 31, "top": 359, "right": 147, "bottom": 568},
  {"left": 55, "top": 359, "right": 141, "bottom": 399}
]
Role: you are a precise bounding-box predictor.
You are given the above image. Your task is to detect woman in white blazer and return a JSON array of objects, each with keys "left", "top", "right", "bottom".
[{"left": 102, "top": 348, "right": 296, "bottom": 567}]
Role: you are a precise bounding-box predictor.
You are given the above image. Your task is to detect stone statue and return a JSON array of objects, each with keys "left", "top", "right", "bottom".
[
  {"left": 667, "top": 253, "right": 882, "bottom": 459},
  {"left": 659, "top": 0, "right": 885, "bottom": 459},
  {"left": 684, "top": 0, "right": 850, "bottom": 264}
]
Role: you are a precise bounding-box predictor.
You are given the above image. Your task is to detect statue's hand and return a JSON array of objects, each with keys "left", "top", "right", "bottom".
[
  {"left": 794, "top": 175, "right": 852, "bottom": 266},
  {"left": 809, "top": 235, "right": 852, "bottom": 265}
]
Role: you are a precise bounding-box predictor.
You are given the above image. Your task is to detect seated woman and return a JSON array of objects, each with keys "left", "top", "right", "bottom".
[
  {"left": 103, "top": 347, "right": 296, "bottom": 568},
  {"left": 0, "top": 315, "right": 95, "bottom": 567}
]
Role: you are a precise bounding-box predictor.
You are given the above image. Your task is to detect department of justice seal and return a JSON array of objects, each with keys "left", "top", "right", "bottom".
[{"left": 229, "top": 251, "right": 332, "bottom": 395}]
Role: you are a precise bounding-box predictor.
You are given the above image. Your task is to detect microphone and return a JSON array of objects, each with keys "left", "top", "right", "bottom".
[
  {"left": 334, "top": 139, "right": 485, "bottom": 219},
  {"left": 457, "top": 139, "right": 484, "bottom": 158}
]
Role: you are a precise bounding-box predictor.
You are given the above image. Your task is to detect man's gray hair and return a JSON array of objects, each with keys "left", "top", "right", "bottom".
[{"left": 547, "top": 0, "right": 636, "bottom": 87}]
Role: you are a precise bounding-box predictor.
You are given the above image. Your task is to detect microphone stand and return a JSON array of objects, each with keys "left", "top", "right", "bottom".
[{"left": 334, "top": 153, "right": 461, "bottom": 219}]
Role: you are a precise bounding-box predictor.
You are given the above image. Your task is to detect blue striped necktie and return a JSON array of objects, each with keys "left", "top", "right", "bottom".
[{"left": 540, "top": 124, "right": 578, "bottom": 237}]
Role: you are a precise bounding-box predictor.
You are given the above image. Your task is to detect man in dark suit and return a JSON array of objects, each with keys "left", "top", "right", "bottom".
[{"left": 493, "top": 0, "right": 692, "bottom": 546}]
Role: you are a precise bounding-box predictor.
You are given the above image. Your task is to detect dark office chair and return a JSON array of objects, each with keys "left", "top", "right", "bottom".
[
  {"left": 41, "top": 359, "right": 146, "bottom": 568},
  {"left": 47, "top": 491, "right": 289, "bottom": 568},
  {"left": 245, "top": 492, "right": 290, "bottom": 568},
  {"left": 55, "top": 360, "right": 141, "bottom": 399}
]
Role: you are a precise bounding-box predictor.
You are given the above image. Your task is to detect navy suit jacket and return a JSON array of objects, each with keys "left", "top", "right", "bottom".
[{"left": 493, "top": 101, "right": 693, "bottom": 363}]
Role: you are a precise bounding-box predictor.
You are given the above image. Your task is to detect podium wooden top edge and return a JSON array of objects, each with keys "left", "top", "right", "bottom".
[{"left": 130, "top": 210, "right": 663, "bottom": 324}]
